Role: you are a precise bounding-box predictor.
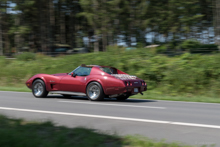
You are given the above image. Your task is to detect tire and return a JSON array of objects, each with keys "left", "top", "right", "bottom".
[
  {"left": 62, "top": 94, "right": 72, "bottom": 98},
  {"left": 116, "top": 94, "right": 130, "bottom": 101},
  {"left": 32, "top": 79, "right": 48, "bottom": 98},
  {"left": 86, "top": 82, "right": 105, "bottom": 101}
]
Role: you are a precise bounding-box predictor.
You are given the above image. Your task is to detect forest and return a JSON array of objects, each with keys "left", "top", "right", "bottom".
[{"left": 0, "top": 0, "right": 217, "bottom": 55}]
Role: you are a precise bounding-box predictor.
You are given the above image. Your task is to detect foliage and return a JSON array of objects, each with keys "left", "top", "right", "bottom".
[
  {"left": 0, "top": 0, "right": 216, "bottom": 54},
  {"left": 156, "top": 45, "right": 168, "bottom": 53},
  {"left": 16, "top": 52, "right": 36, "bottom": 61},
  {"left": 181, "top": 39, "right": 218, "bottom": 53},
  {"left": 0, "top": 115, "right": 194, "bottom": 147},
  {"left": 180, "top": 39, "right": 201, "bottom": 49},
  {"left": 9, "top": 26, "right": 31, "bottom": 36},
  {"left": 156, "top": 40, "right": 219, "bottom": 54},
  {"left": 1, "top": 49, "right": 220, "bottom": 98}
]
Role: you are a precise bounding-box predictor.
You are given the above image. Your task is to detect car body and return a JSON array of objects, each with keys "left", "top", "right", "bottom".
[{"left": 26, "top": 64, "right": 147, "bottom": 101}]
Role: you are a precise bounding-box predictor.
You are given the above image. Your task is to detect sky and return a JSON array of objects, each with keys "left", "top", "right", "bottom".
[{"left": 8, "top": 2, "right": 18, "bottom": 14}]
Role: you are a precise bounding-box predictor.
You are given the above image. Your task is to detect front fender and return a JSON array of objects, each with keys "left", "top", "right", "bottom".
[{"left": 26, "top": 74, "right": 60, "bottom": 91}]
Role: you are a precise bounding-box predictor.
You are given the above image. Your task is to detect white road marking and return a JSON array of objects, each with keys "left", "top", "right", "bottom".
[
  {"left": 156, "top": 99, "right": 220, "bottom": 105},
  {"left": 0, "top": 106, "right": 220, "bottom": 129},
  {"left": 0, "top": 91, "right": 30, "bottom": 94},
  {"left": 59, "top": 101, "right": 166, "bottom": 109},
  {"left": 128, "top": 98, "right": 220, "bottom": 106}
]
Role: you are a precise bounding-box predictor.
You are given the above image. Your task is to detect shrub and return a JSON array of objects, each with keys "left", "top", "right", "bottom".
[
  {"left": 181, "top": 39, "right": 218, "bottom": 53},
  {"left": 16, "top": 52, "right": 36, "bottom": 61},
  {"left": 190, "top": 44, "right": 218, "bottom": 53},
  {"left": 156, "top": 45, "right": 167, "bottom": 53},
  {"left": 181, "top": 39, "right": 200, "bottom": 49},
  {"left": 2, "top": 48, "right": 220, "bottom": 97}
]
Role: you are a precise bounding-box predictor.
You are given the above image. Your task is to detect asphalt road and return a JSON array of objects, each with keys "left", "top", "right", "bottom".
[{"left": 0, "top": 91, "right": 219, "bottom": 146}]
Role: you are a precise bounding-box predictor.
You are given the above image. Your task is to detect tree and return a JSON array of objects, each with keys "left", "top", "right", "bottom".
[
  {"left": 0, "top": 0, "right": 216, "bottom": 56},
  {"left": 0, "top": 1, "right": 3, "bottom": 56}
]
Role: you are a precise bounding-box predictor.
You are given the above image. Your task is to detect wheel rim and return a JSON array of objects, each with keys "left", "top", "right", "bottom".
[
  {"left": 88, "top": 85, "right": 100, "bottom": 100},
  {"left": 33, "top": 83, "right": 44, "bottom": 96}
]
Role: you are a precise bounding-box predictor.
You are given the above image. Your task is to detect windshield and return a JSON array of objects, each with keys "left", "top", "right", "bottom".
[{"left": 69, "top": 66, "right": 92, "bottom": 76}]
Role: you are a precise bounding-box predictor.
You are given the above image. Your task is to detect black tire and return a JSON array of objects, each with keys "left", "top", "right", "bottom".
[
  {"left": 32, "top": 79, "right": 48, "bottom": 98},
  {"left": 62, "top": 94, "right": 72, "bottom": 98},
  {"left": 86, "top": 82, "right": 105, "bottom": 101},
  {"left": 116, "top": 94, "right": 130, "bottom": 101}
]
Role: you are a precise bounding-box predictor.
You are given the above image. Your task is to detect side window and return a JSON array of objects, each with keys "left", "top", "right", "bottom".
[
  {"left": 74, "top": 67, "right": 92, "bottom": 76},
  {"left": 100, "top": 68, "right": 111, "bottom": 74}
]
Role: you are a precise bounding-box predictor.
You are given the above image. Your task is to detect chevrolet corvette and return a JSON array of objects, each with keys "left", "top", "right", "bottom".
[{"left": 26, "top": 64, "right": 147, "bottom": 101}]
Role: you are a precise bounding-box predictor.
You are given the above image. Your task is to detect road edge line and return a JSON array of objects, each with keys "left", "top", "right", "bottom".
[{"left": 0, "top": 106, "right": 220, "bottom": 129}]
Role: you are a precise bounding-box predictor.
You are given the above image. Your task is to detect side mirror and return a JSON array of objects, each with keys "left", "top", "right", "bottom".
[{"left": 71, "top": 72, "right": 77, "bottom": 77}]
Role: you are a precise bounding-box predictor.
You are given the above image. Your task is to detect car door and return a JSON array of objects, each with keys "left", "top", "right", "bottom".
[{"left": 59, "top": 67, "right": 92, "bottom": 93}]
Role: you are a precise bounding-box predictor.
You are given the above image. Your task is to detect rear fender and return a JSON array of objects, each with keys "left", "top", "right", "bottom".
[{"left": 86, "top": 79, "right": 106, "bottom": 94}]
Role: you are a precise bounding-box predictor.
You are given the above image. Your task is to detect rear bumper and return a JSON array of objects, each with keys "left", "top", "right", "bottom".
[
  {"left": 105, "top": 86, "right": 147, "bottom": 95},
  {"left": 125, "top": 86, "right": 147, "bottom": 94}
]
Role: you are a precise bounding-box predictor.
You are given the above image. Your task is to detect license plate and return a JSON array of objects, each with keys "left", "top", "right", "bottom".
[{"left": 134, "top": 88, "right": 138, "bottom": 93}]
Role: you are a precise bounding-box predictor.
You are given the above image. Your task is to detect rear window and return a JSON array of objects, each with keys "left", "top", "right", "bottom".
[{"left": 100, "top": 67, "right": 118, "bottom": 74}]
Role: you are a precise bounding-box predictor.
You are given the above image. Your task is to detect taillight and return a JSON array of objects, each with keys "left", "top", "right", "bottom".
[{"left": 125, "top": 81, "right": 133, "bottom": 86}]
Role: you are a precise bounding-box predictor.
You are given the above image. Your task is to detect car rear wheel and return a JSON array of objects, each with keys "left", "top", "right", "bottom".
[
  {"left": 86, "top": 82, "right": 104, "bottom": 101},
  {"left": 32, "top": 79, "right": 48, "bottom": 98},
  {"left": 116, "top": 94, "right": 130, "bottom": 101}
]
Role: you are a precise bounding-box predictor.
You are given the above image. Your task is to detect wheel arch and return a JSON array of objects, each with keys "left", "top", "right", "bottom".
[
  {"left": 86, "top": 80, "right": 106, "bottom": 95},
  {"left": 32, "top": 77, "right": 49, "bottom": 91}
]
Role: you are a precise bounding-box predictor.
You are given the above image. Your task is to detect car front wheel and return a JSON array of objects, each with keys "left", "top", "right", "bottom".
[
  {"left": 32, "top": 79, "right": 48, "bottom": 98},
  {"left": 86, "top": 82, "right": 105, "bottom": 101}
]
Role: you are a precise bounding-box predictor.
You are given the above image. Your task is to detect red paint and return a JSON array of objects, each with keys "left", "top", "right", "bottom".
[{"left": 26, "top": 65, "right": 147, "bottom": 96}]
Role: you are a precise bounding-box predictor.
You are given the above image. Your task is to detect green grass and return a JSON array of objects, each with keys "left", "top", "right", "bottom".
[
  {"left": 0, "top": 86, "right": 31, "bottom": 92},
  {"left": 131, "top": 91, "right": 220, "bottom": 103},
  {"left": 0, "top": 115, "right": 196, "bottom": 147}
]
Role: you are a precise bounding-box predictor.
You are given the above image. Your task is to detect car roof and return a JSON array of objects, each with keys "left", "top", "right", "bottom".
[{"left": 80, "top": 64, "right": 116, "bottom": 69}]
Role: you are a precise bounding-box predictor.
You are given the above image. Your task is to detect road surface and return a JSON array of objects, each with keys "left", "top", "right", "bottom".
[{"left": 0, "top": 91, "right": 219, "bottom": 146}]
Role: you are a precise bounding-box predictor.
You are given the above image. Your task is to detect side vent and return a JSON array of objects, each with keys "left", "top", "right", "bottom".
[{"left": 51, "top": 84, "right": 54, "bottom": 89}]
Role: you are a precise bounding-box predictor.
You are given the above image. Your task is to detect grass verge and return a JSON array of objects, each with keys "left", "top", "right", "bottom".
[
  {"left": 0, "top": 86, "right": 31, "bottom": 92},
  {"left": 2, "top": 49, "right": 220, "bottom": 103},
  {"left": 131, "top": 91, "right": 220, "bottom": 103},
  {"left": 0, "top": 115, "right": 194, "bottom": 147},
  {"left": 2, "top": 49, "right": 220, "bottom": 98}
]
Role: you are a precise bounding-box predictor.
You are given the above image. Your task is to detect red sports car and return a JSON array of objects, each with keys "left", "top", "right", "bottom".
[{"left": 26, "top": 64, "right": 147, "bottom": 101}]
